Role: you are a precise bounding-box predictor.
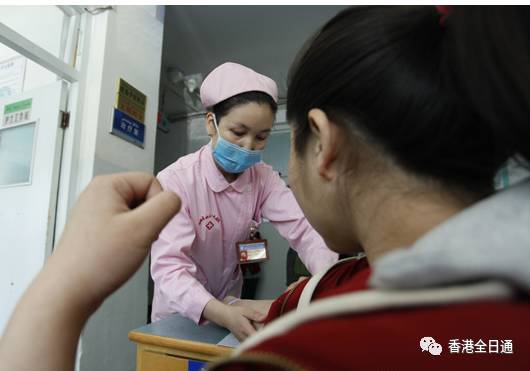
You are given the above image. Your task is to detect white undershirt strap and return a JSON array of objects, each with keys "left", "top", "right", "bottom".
[{"left": 297, "top": 257, "right": 357, "bottom": 310}]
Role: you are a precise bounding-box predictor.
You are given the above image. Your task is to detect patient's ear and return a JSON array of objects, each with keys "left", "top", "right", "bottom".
[{"left": 307, "top": 109, "right": 341, "bottom": 181}]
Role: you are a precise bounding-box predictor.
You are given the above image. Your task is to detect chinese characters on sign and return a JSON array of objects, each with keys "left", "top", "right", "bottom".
[
  {"left": 111, "top": 109, "right": 145, "bottom": 148},
  {"left": 116, "top": 78, "right": 146, "bottom": 123},
  {"left": 110, "top": 78, "right": 147, "bottom": 148},
  {"left": 2, "top": 98, "right": 32, "bottom": 128}
]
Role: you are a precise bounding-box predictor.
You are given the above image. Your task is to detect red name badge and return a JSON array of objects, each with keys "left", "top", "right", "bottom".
[{"left": 236, "top": 239, "right": 269, "bottom": 264}]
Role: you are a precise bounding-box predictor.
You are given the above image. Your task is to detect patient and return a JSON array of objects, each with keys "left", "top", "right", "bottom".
[
  {"left": 211, "top": 5, "right": 530, "bottom": 369},
  {"left": 0, "top": 5, "right": 529, "bottom": 371}
]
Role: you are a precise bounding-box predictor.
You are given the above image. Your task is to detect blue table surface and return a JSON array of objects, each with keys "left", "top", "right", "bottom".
[{"left": 131, "top": 314, "right": 230, "bottom": 345}]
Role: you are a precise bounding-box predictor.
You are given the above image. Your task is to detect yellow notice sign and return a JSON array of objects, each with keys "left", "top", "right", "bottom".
[{"left": 116, "top": 78, "right": 146, "bottom": 123}]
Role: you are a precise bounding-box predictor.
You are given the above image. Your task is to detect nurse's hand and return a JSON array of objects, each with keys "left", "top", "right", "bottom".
[
  {"left": 232, "top": 299, "right": 273, "bottom": 319},
  {"left": 0, "top": 172, "right": 181, "bottom": 371},
  {"left": 223, "top": 304, "right": 266, "bottom": 341},
  {"left": 204, "top": 299, "right": 266, "bottom": 341}
]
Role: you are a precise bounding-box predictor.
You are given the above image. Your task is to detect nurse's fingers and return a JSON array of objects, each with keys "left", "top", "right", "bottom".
[
  {"left": 241, "top": 307, "right": 266, "bottom": 324},
  {"left": 252, "top": 321, "right": 265, "bottom": 331},
  {"left": 239, "top": 318, "right": 257, "bottom": 339},
  {"left": 124, "top": 190, "right": 181, "bottom": 242}
]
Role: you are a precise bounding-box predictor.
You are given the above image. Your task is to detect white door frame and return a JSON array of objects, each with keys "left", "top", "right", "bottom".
[
  {"left": 0, "top": 6, "right": 89, "bottom": 254},
  {"left": 0, "top": 22, "right": 79, "bottom": 82}
]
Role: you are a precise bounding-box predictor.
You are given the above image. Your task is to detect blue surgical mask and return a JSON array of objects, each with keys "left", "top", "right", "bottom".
[{"left": 212, "top": 114, "right": 263, "bottom": 174}]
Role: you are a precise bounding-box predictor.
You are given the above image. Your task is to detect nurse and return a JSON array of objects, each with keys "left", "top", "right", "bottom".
[{"left": 150, "top": 62, "right": 338, "bottom": 340}]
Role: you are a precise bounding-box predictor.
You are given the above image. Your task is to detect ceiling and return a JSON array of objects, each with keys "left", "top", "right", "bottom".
[{"left": 161, "top": 5, "right": 348, "bottom": 117}]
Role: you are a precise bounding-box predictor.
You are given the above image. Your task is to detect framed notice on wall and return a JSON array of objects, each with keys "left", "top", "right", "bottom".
[
  {"left": 0, "top": 56, "right": 27, "bottom": 99},
  {"left": 110, "top": 108, "right": 145, "bottom": 148},
  {"left": 115, "top": 78, "right": 146, "bottom": 123},
  {"left": 110, "top": 78, "right": 146, "bottom": 148}
]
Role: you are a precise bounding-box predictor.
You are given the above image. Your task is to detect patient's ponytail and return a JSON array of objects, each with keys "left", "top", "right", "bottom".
[{"left": 287, "top": 6, "right": 529, "bottom": 198}]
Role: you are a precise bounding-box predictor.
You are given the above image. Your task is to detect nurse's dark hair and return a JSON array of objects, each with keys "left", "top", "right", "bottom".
[
  {"left": 287, "top": 6, "right": 530, "bottom": 197},
  {"left": 211, "top": 91, "right": 278, "bottom": 120}
]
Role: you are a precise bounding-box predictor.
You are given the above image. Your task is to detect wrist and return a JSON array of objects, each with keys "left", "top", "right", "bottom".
[
  {"left": 45, "top": 251, "right": 103, "bottom": 316},
  {"left": 225, "top": 297, "right": 240, "bottom": 306},
  {"left": 203, "top": 298, "right": 232, "bottom": 328}
]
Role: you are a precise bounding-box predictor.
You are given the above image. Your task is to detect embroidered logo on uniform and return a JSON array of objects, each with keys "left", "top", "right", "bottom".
[{"left": 199, "top": 214, "right": 221, "bottom": 231}]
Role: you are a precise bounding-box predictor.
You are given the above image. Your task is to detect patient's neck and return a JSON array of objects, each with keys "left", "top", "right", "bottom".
[{"left": 353, "top": 181, "right": 471, "bottom": 265}]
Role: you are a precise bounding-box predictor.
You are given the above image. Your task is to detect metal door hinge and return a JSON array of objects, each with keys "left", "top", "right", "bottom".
[{"left": 60, "top": 111, "right": 70, "bottom": 129}]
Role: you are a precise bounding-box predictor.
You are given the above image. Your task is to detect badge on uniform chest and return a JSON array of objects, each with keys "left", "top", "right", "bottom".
[{"left": 236, "top": 223, "right": 269, "bottom": 264}]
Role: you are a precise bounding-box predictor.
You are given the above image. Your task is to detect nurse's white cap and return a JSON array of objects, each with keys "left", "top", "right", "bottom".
[{"left": 200, "top": 62, "right": 278, "bottom": 108}]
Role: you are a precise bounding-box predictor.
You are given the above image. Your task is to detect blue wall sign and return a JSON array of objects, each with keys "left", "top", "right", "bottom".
[{"left": 111, "top": 108, "right": 145, "bottom": 148}]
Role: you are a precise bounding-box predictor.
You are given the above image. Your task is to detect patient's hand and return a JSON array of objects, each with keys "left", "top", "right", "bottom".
[
  {"left": 0, "top": 172, "right": 181, "bottom": 371},
  {"left": 54, "top": 172, "right": 181, "bottom": 307}
]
